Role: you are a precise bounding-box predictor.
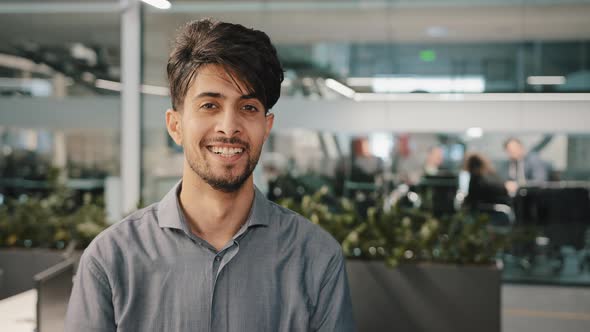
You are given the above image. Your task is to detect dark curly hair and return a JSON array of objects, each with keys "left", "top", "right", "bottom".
[
  {"left": 167, "top": 18, "right": 284, "bottom": 113},
  {"left": 463, "top": 152, "right": 495, "bottom": 176}
]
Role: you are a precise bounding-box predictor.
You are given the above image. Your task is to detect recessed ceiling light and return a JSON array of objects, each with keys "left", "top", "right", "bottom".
[
  {"left": 426, "top": 26, "right": 449, "bottom": 38},
  {"left": 141, "top": 0, "right": 171, "bottom": 10},
  {"left": 466, "top": 127, "right": 483, "bottom": 138},
  {"left": 526, "top": 76, "right": 566, "bottom": 85},
  {"left": 325, "top": 78, "right": 356, "bottom": 99}
]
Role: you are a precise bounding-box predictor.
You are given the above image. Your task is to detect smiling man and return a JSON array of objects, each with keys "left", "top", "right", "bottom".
[{"left": 65, "top": 19, "right": 355, "bottom": 332}]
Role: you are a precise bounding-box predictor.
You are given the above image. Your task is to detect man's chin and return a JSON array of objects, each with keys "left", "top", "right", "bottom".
[
  {"left": 188, "top": 155, "right": 257, "bottom": 193},
  {"left": 205, "top": 178, "right": 248, "bottom": 193},
  {"left": 201, "top": 171, "right": 253, "bottom": 193}
]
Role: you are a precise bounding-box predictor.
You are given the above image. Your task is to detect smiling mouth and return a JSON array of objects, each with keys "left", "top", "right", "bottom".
[{"left": 206, "top": 146, "right": 245, "bottom": 157}]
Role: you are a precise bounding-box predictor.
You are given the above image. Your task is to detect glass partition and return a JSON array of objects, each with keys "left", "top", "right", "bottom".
[
  {"left": 261, "top": 130, "right": 590, "bottom": 285},
  {"left": 141, "top": 0, "right": 590, "bottom": 96},
  {"left": 140, "top": 0, "right": 590, "bottom": 286},
  {"left": 140, "top": 0, "right": 590, "bottom": 201},
  {"left": 0, "top": 2, "right": 121, "bottom": 220}
]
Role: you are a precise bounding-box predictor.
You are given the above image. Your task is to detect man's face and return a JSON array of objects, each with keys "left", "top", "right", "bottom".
[
  {"left": 167, "top": 64, "right": 274, "bottom": 192},
  {"left": 428, "top": 147, "right": 444, "bottom": 167},
  {"left": 505, "top": 140, "right": 524, "bottom": 161}
]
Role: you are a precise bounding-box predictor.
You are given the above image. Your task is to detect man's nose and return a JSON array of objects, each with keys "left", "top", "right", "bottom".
[{"left": 215, "top": 109, "right": 241, "bottom": 136}]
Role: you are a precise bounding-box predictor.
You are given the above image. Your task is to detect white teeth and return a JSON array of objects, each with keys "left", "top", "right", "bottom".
[{"left": 210, "top": 146, "right": 243, "bottom": 155}]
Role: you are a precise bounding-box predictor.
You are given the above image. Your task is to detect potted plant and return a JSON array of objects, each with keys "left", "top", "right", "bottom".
[
  {"left": 279, "top": 186, "right": 506, "bottom": 332},
  {"left": 0, "top": 173, "right": 108, "bottom": 300}
]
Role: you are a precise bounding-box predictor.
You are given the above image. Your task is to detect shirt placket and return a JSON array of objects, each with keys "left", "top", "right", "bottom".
[
  {"left": 209, "top": 240, "right": 241, "bottom": 332},
  {"left": 192, "top": 239, "right": 217, "bottom": 332}
]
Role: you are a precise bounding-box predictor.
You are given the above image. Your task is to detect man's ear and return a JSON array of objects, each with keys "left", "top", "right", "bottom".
[
  {"left": 165, "top": 109, "right": 183, "bottom": 146},
  {"left": 264, "top": 112, "right": 274, "bottom": 141}
]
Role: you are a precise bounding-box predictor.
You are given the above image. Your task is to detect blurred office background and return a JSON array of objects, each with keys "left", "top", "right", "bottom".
[{"left": 1, "top": 0, "right": 590, "bottom": 331}]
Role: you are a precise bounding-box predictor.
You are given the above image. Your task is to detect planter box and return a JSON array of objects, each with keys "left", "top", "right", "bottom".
[
  {"left": 35, "top": 257, "right": 77, "bottom": 332},
  {"left": 346, "top": 260, "right": 501, "bottom": 332},
  {"left": 0, "top": 248, "right": 65, "bottom": 300}
]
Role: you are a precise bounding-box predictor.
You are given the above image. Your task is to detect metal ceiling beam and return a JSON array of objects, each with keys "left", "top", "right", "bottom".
[
  {"left": 145, "top": 0, "right": 590, "bottom": 13},
  {"left": 0, "top": 2, "right": 122, "bottom": 14}
]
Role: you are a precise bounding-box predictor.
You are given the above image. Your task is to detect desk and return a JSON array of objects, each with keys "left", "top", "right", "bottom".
[
  {"left": 0, "top": 289, "right": 36, "bottom": 332},
  {"left": 514, "top": 184, "right": 590, "bottom": 225},
  {"left": 513, "top": 184, "right": 590, "bottom": 248}
]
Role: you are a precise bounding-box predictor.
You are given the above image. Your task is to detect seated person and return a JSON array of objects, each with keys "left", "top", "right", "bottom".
[
  {"left": 349, "top": 136, "right": 383, "bottom": 183},
  {"left": 499, "top": 137, "right": 550, "bottom": 184},
  {"left": 463, "top": 152, "right": 511, "bottom": 210}
]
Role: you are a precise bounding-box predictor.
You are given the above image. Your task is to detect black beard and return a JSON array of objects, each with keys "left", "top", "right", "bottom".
[{"left": 188, "top": 149, "right": 259, "bottom": 193}]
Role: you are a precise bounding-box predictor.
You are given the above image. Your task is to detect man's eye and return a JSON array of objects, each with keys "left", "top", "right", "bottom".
[
  {"left": 242, "top": 104, "right": 259, "bottom": 112},
  {"left": 200, "top": 103, "right": 217, "bottom": 110}
]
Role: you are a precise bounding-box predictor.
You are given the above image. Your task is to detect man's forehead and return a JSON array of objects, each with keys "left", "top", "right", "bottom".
[{"left": 189, "top": 64, "right": 253, "bottom": 97}]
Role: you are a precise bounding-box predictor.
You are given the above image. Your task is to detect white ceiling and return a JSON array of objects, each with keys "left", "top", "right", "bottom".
[
  {"left": 141, "top": 2, "right": 590, "bottom": 83},
  {"left": 1, "top": 1, "right": 589, "bottom": 46},
  {"left": 1, "top": 1, "right": 589, "bottom": 85},
  {"left": 144, "top": 2, "right": 590, "bottom": 44}
]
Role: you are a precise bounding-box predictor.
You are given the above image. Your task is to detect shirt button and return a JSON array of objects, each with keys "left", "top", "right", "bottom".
[{"left": 215, "top": 256, "right": 221, "bottom": 262}]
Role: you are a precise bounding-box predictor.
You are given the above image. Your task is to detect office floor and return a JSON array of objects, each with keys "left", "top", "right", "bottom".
[
  {"left": 1, "top": 285, "right": 589, "bottom": 331},
  {"left": 503, "top": 284, "right": 590, "bottom": 332}
]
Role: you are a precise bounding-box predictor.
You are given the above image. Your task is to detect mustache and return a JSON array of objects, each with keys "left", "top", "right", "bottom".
[{"left": 202, "top": 137, "right": 250, "bottom": 149}]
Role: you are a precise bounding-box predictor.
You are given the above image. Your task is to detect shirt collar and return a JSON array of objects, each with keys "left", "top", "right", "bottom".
[{"left": 156, "top": 180, "right": 270, "bottom": 230}]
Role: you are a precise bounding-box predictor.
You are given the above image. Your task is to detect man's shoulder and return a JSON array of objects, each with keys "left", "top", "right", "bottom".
[{"left": 83, "top": 203, "right": 159, "bottom": 261}]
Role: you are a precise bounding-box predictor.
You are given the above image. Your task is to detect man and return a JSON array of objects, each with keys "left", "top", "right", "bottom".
[
  {"left": 423, "top": 145, "right": 444, "bottom": 176},
  {"left": 65, "top": 19, "right": 355, "bottom": 332},
  {"left": 499, "top": 137, "right": 550, "bottom": 195},
  {"left": 500, "top": 137, "right": 550, "bottom": 183}
]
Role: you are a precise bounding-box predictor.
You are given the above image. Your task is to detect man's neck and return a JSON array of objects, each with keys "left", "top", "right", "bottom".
[{"left": 178, "top": 172, "right": 255, "bottom": 251}]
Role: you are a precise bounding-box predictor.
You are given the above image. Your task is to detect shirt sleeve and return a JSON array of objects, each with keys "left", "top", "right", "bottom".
[
  {"left": 64, "top": 252, "right": 117, "bottom": 332},
  {"left": 310, "top": 249, "right": 356, "bottom": 332}
]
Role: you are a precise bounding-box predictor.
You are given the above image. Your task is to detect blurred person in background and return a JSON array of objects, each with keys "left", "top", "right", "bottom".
[
  {"left": 423, "top": 145, "right": 444, "bottom": 176},
  {"left": 499, "top": 137, "right": 550, "bottom": 192},
  {"left": 65, "top": 19, "right": 354, "bottom": 332},
  {"left": 463, "top": 152, "right": 511, "bottom": 210},
  {"left": 349, "top": 136, "right": 383, "bottom": 183}
]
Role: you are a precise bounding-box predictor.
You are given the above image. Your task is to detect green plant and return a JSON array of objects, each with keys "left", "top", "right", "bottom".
[
  {"left": 278, "top": 186, "right": 509, "bottom": 268},
  {"left": 279, "top": 186, "right": 358, "bottom": 244},
  {"left": 0, "top": 169, "right": 109, "bottom": 250}
]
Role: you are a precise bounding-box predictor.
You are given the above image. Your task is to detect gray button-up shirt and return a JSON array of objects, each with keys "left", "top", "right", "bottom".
[{"left": 65, "top": 181, "right": 355, "bottom": 331}]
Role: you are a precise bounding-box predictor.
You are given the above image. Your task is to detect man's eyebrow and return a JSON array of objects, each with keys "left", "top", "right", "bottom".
[
  {"left": 194, "top": 92, "right": 224, "bottom": 100},
  {"left": 193, "top": 92, "right": 258, "bottom": 101},
  {"left": 240, "top": 93, "right": 257, "bottom": 100}
]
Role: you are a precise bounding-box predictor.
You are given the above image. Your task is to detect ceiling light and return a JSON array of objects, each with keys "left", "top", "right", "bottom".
[
  {"left": 346, "top": 77, "right": 373, "bottom": 86},
  {"left": 466, "top": 127, "right": 483, "bottom": 138},
  {"left": 527, "top": 76, "right": 566, "bottom": 85},
  {"left": 95, "top": 79, "right": 170, "bottom": 96},
  {"left": 426, "top": 26, "right": 449, "bottom": 38},
  {"left": 95, "top": 79, "right": 122, "bottom": 91},
  {"left": 141, "top": 84, "right": 169, "bottom": 96},
  {"left": 372, "top": 76, "right": 485, "bottom": 93},
  {"left": 325, "top": 78, "right": 356, "bottom": 99},
  {"left": 141, "top": 0, "right": 171, "bottom": 10}
]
